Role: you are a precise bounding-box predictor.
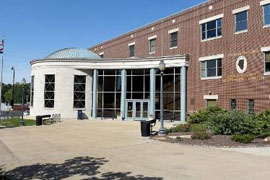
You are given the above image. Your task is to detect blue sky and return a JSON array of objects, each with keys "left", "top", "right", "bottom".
[{"left": 0, "top": 0, "right": 206, "bottom": 84}]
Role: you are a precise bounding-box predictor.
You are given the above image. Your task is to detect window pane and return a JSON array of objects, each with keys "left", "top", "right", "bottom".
[
  {"left": 104, "top": 93, "right": 115, "bottom": 108},
  {"left": 264, "top": 4, "right": 270, "bottom": 15},
  {"left": 207, "top": 29, "right": 216, "bottom": 39},
  {"left": 200, "top": 62, "right": 206, "bottom": 78},
  {"left": 44, "top": 74, "right": 55, "bottom": 108},
  {"left": 207, "top": 60, "right": 217, "bottom": 77},
  {"left": 150, "top": 39, "right": 156, "bottom": 52},
  {"left": 170, "top": 32, "right": 177, "bottom": 47},
  {"left": 236, "top": 11, "right": 247, "bottom": 22},
  {"left": 129, "top": 45, "right": 134, "bottom": 57},
  {"left": 265, "top": 52, "right": 270, "bottom": 62},
  {"left": 236, "top": 21, "right": 247, "bottom": 32},
  {"left": 235, "top": 11, "right": 247, "bottom": 32},
  {"left": 207, "top": 20, "right": 216, "bottom": 30},
  {"left": 265, "top": 15, "right": 270, "bottom": 25},
  {"left": 74, "top": 75, "right": 86, "bottom": 108},
  {"left": 230, "top": 99, "right": 237, "bottom": 110},
  {"left": 103, "top": 76, "right": 115, "bottom": 91},
  {"left": 217, "top": 27, "right": 222, "bottom": 36},
  {"left": 265, "top": 62, "right": 270, "bottom": 72},
  {"left": 217, "top": 19, "right": 222, "bottom": 27}
]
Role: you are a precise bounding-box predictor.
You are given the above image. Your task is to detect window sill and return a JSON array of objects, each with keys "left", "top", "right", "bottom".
[
  {"left": 149, "top": 52, "right": 156, "bottom": 55},
  {"left": 263, "top": 25, "right": 270, "bottom": 29},
  {"left": 73, "top": 108, "right": 86, "bottom": 111},
  {"left": 264, "top": 72, "right": 270, "bottom": 76},
  {"left": 44, "top": 108, "right": 54, "bottom": 110},
  {"left": 201, "top": 36, "right": 222, "bottom": 42},
  {"left": 201, "top": 76, "right": 222, "bottom": 80},
  {"left": 234, "top": 30, "right": 248, "bottom": 35},
  {"left": 170, "top": 46, "right": 178, "bottom": 50}
]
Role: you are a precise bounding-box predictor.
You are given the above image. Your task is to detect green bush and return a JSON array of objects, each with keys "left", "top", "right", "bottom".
[
  {"left": 165, "top": 124, "right": 190, "bottom": 134},
  {"left": 191, "top": 131, "right": 211, "bottom": 140},
  {"left": 231, "top": 134, "right": 255, "bottom": 144},
  {"left": 188, "top": 106, "right": 226, "bottom": 124},
  {"left": 208, "top": 111, "right": 255, "bottom": 135},
  {"left": 254, "top": 110, "right": 270, "bottom": 137},
  {"left": 190, "top": 123, "right": 208, "bottom": 133}
]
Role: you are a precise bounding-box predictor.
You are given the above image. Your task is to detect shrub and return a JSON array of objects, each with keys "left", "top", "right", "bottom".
[
  {"left": 0, "top": 166, "right": 7, "bottom": 180},
  {"left": 191, "top": 132, "right": 211, "bottom": 140},
  {"left": 165, "top": 124, "right": 190, "bottom": 134},
  {"left": 208, "top": 110, "right": 255, "bottom": 135},
  {"left": 254, "top": 110, "right": 270, "bottom": 137},
  {"left": 188, "top": 106, "right": 226, "bottom": 124},
  {"left": 231, "top": 134, "right": 255, "bottom": 144},
  {"left": 190, "top": 123, "right": 208, "bottom": 133}
]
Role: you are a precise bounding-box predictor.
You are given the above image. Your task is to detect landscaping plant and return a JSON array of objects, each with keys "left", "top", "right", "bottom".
[
  {"left": 208, "top": 110, "right": 255, "bottom": 135},
  {"left": 188, "top": 106, "right": 226, "bottom": 124},
  {"left": 231, "top": 134, "right": 256, "bottom": 144}
]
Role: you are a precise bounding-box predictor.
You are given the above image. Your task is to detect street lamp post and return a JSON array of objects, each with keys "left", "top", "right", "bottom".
[
  {"left": 159, "top": 60, "right": 166, "bottom": 136},
  {"left": 20, "top": 78, "right": 26, "bottom": 126},
  {"left": 11, "top": 66, "right": 15, "bottom": 108}
]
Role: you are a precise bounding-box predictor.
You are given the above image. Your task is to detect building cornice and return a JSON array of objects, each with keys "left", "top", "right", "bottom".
[{"left": 30, "top": 55, "right": 188, "bottom": 69}]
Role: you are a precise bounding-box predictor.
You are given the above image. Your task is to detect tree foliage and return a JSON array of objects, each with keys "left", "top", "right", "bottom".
[{"left": 1, "top": 83, "right": 30, "bottom": 104}]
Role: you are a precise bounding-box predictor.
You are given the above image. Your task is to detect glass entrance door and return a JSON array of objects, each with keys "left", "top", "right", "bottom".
[{"left": 126, "top": 100, "right": 150, "bottom": 120}]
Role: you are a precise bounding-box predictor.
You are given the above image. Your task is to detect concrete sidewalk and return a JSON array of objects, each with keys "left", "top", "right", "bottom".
[{"left": 0, "top": 120, "right": 270, "bottom": 180}]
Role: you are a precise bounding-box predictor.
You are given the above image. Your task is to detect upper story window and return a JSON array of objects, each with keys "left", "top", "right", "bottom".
[
  {"left": 129, "top": 42, "right": 135, "bottom": 57},
  {"left": 235, "top": 11, "right": 248, "bottom": 32},
  {"left": 44, "top": 74, "right": 55, "bottom": 108},
  {"left": 201, "top": 19, "right": 222, "bottom": 40},
  {"left": 170, "top": 32, "right": 178, "bottom": 48},
  {"left": 265, "top": 51, "right": 270, "bottom": 73},
  {"left": 149, "top": 38, "right": 156, "bottom": 53},
  {"left": 199, "top": 54, "right": 223, "bottom": 79},
  {"left": 74, "top": 75, "right": 86, "bottom": 108},
  {"left": 263, "top": 4, "right": 270, "bottom": 26}
]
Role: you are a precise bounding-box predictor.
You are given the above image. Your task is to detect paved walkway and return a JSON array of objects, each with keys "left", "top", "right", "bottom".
[{"left": 0, "top": 120, "right": 270, "bottom": 180}]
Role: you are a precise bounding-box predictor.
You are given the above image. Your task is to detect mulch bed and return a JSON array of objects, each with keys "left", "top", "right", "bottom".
[{"left": 151, "top": 132, "right": 270, "bottom": 148}]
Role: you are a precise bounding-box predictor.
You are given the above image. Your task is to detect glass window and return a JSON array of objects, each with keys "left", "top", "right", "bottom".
[
  {"left": 264, "top": 4, "right": 270, "bottom": 26},
  {"left": 230, "top": 99, "right": 237, "bottom": 110},
  {"left": 200, "top": 59, "right": 222, "bottom": 78},
  {"left": 235, "top": 11, "right": 248, "bottom": 32},
  {"left": 74, "top": 75, "right": 86, "bottom": 108},
  {"left": 201, "top": 18, "right": 222, "bottom": 40},
  {"left": 44, "top": 75, "right": 55, "bottom": 108},
  {"left": 129, "top": 45, "right": 135, "bottom": 57},
  {"left": 206, "top": 99, "right": 217, "bottom": 107},
  {"left": 149, "top": 38, "right": 156, "bottom": 53},
  {"left": 30, "top": 76, "right": 34, "bottom": 107},
  {"left": 248, "top": 99, "right": 254, "bottom": 114},
  {"left": 265, "top": 52, "right": 270, "bottom": 73},
  {"left": 170, "top": 32, "right": 178, "bottom": 48}
]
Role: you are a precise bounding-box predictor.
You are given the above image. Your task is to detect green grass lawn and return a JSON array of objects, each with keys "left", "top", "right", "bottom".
[{"left": 0, "top": 118, "right": 35, "bottom": 128}]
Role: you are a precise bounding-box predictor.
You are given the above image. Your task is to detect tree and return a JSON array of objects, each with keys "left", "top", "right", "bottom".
[{"left": 2, "top": 83, "right": 30, "bottom": 105}]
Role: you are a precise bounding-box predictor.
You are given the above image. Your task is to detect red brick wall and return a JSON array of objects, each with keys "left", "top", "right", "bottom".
[{"left": 90, "top": 0, "right": 270, "bottom": 113}]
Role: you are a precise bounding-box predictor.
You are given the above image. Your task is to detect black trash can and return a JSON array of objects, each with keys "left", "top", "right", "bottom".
[
  {"left": 141, "top": 121, "right": 151, "bottom": 137},
  {"left": 77, "top": 110, "right": 83, "bottom": 120},
  {"left": 36, "top": 116, "right": 42, "bottom": 126}
]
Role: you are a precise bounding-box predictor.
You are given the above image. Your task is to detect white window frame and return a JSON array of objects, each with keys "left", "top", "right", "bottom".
[
  {"left": 199, "top": 54, "right": 223, "bottom": 80},
  {"left": 233, "top": 6, "right": 250, "bottom": 34},
  {"left": 261, "top": 2, "right": 270, "bottom": 28},
  {"left": 148, "top": 35, "right": 157, "bottom": 54},
  {"left": 262, "top": 46, "right": 270, "bottom": 75},
  {"left": 168, "top": 28, "right": 179, "bottom": 49}
]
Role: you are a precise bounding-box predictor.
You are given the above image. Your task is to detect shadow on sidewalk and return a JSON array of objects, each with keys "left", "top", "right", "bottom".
[{"left": 2, "top": 156, "right": 163, "bottom": 180}]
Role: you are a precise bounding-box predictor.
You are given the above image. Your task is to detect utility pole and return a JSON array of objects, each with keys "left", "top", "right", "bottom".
[{"left": 0, "top": 37, "right": 5, "bottom": 120}]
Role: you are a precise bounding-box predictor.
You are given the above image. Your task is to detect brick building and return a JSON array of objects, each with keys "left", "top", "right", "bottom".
[
  {"left": 30, "top": 0, "right": 270, "bottom": 121},
  {"left": 89, "top": 0, "right": 270, "bottom": 115}
]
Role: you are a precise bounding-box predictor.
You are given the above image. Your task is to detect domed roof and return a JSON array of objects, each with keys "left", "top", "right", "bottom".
[{"left": 46, "top": 48, "right": 101, "bottom": 59}]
